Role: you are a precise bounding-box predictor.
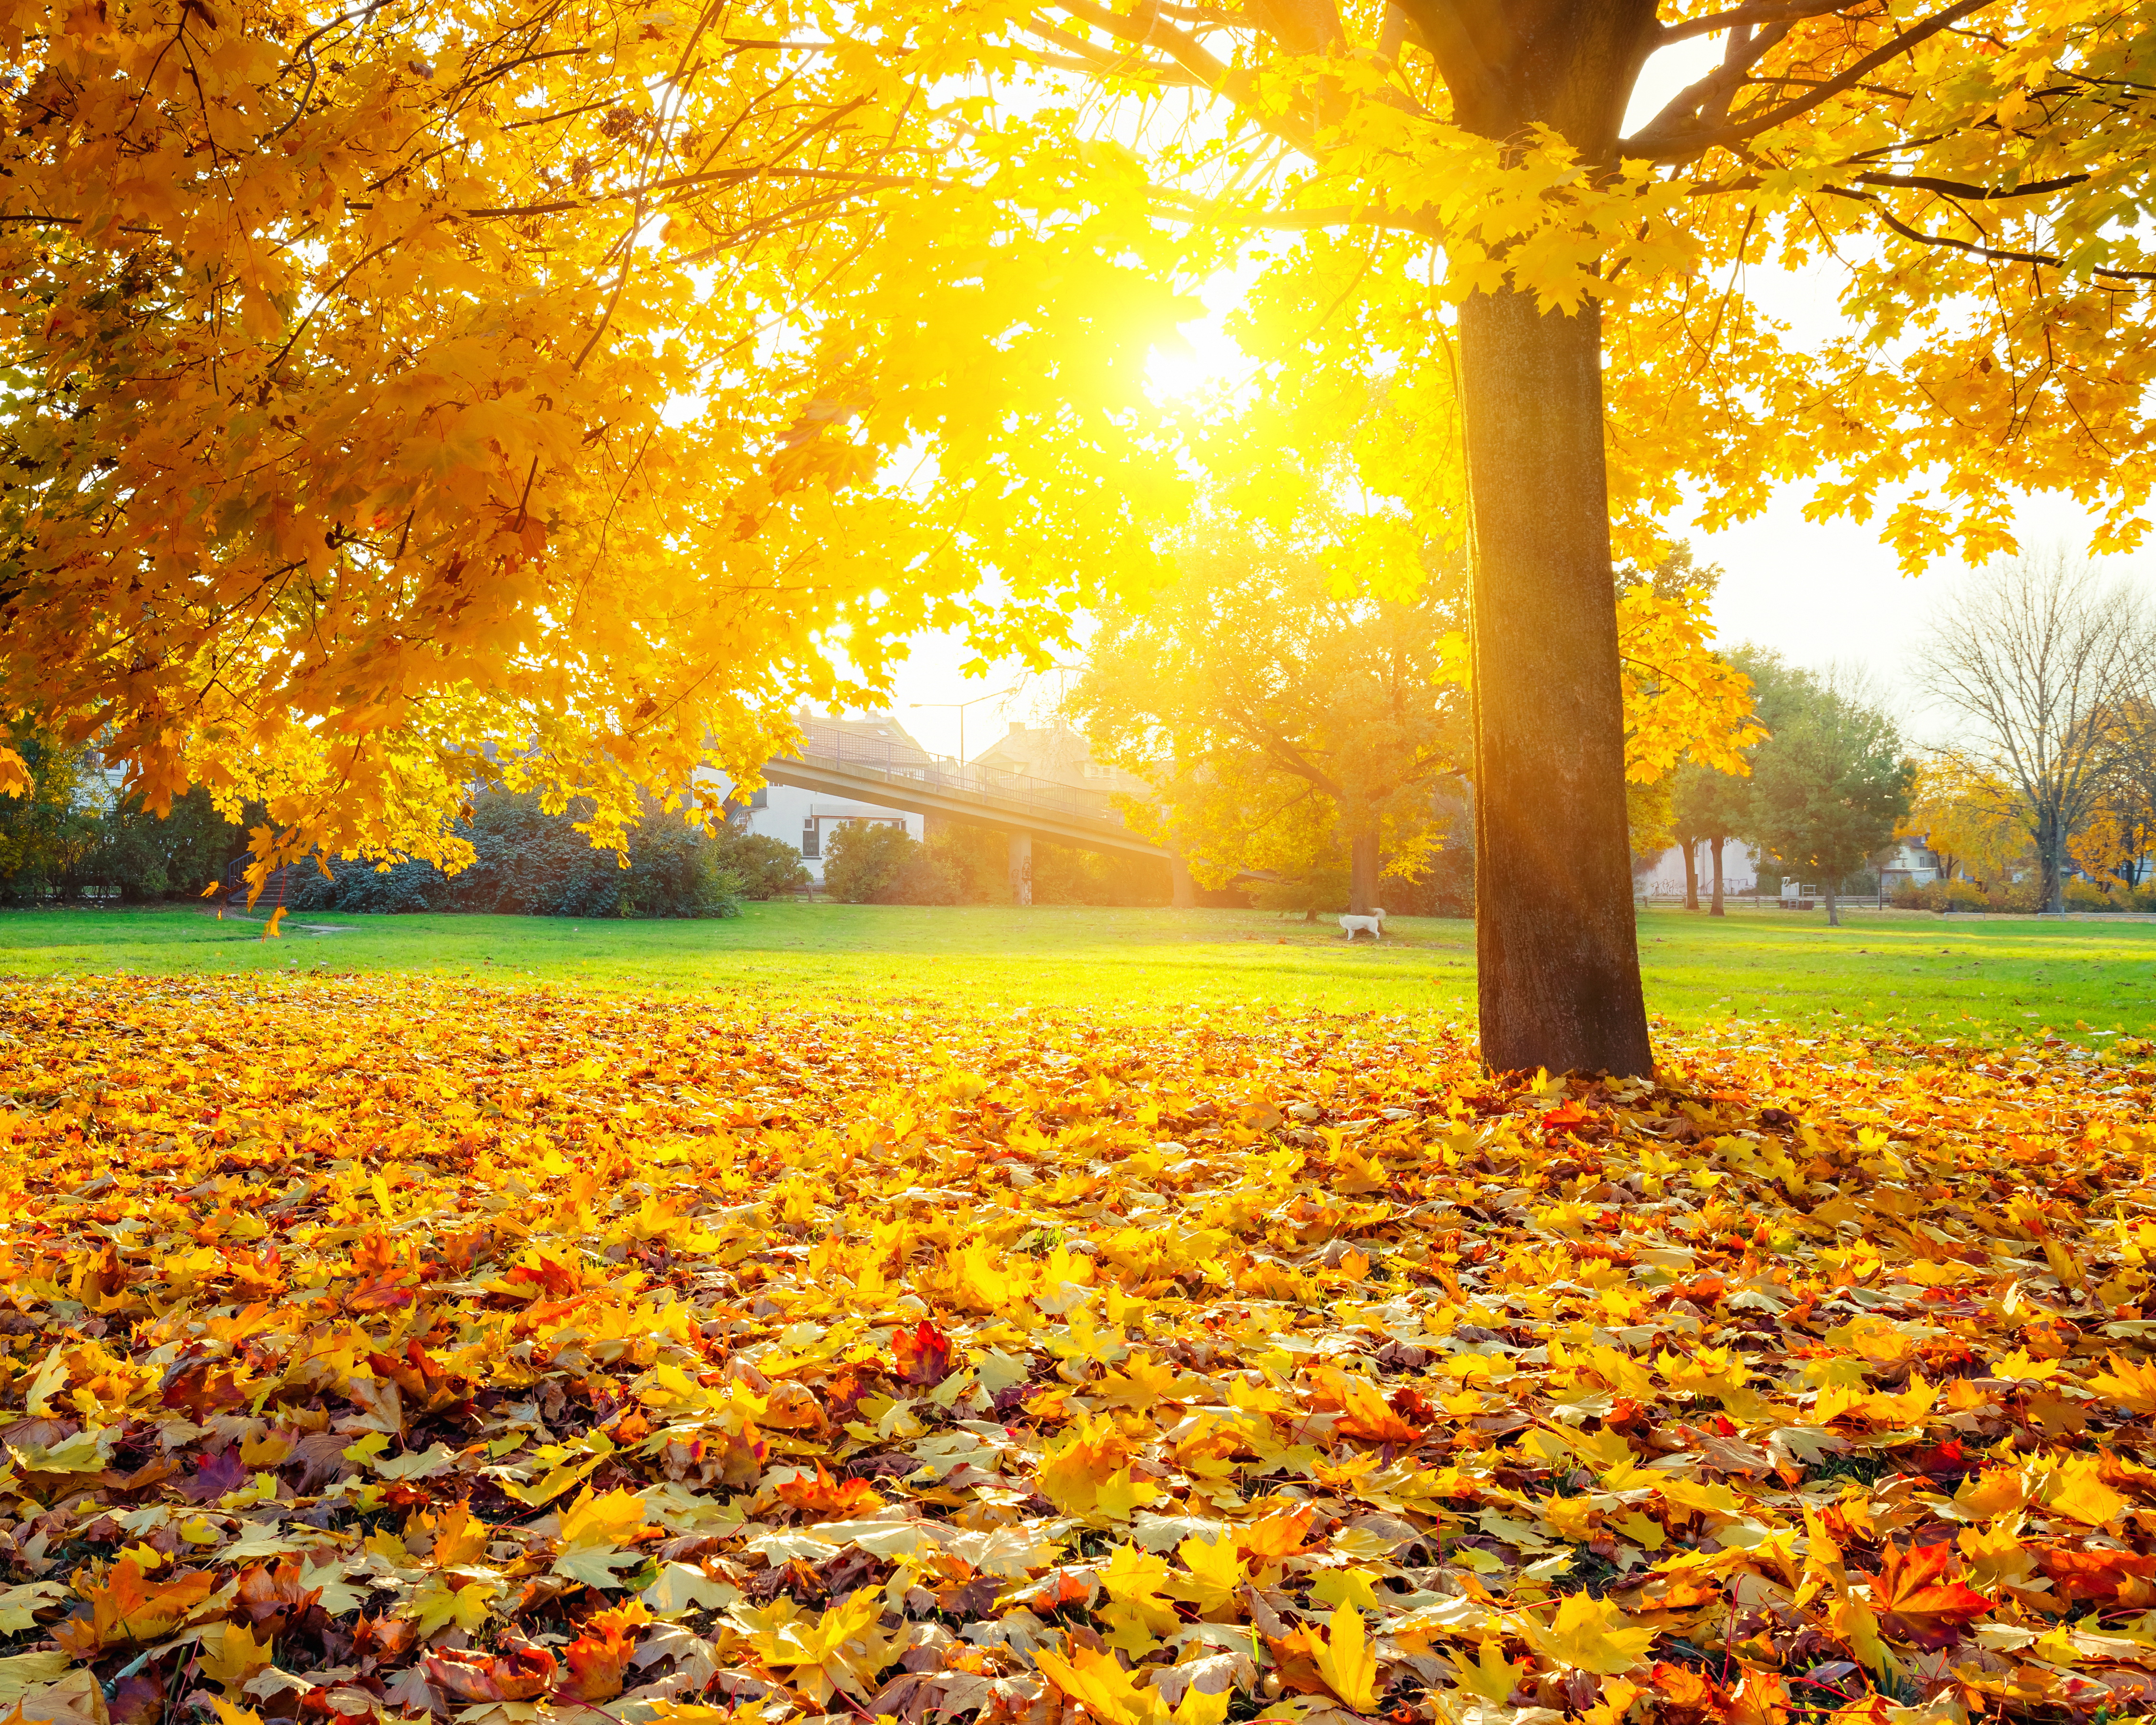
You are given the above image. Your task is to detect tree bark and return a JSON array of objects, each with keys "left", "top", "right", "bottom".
[
  {"left": 1460, "top": 287, "right": 1653, "bottom": 1077},
  {"left": 2033, "top": 809, "right": 2062, "bottom": 912},
  {"left": 1824, "top": 878, "right": 1839, "bottom": 927},
  {"left": 1681, "top": 841, "right": 1699, "bottom": 912},
  {"left": 1348, "top": 823, "right": 1381, "bottom": 915},
  {"left": 1709, "top": 836, "right": 1725, "bottom": 916}
]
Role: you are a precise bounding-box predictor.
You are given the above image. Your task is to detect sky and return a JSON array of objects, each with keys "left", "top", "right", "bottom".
[{"left": 863, "top": 28, "right": 2156, "bottom": 764}]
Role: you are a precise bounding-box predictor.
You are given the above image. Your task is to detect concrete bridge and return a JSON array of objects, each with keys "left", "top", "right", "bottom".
[{"left": 761, "top": 725, "right": 1202, "bottom": 903}]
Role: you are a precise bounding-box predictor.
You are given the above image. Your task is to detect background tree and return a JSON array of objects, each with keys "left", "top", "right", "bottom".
[
  {"left": 1907, "top": 751, "right": 2031, "bottom": 890},
  {"left": 1916, "top": 550, "right": 2154, "bottom": 914},
  {"left": 1672, "top": 764, "right": 1754, "bottom": 915},
  {"left": 0, "top": 726, "right": 98, "bottom": 905},
  {"left": 1747, "top": 675, "right": 1916, "bottom": 928},
  {"left": 1069, "top": 524, "right": 1470, "bottom": 916},
  {"left": 2070, "top": 698, "right": 2156, "bottom": 890}
]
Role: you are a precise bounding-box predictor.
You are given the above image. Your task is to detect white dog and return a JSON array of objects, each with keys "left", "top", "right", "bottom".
[{"left": 1338, "top": 908, "right": 1387, "bottom": 941}]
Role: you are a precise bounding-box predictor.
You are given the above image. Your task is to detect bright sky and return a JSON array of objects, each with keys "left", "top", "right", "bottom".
[{"left": 873, "top": 30, "right": 2156, "bottom": 763}]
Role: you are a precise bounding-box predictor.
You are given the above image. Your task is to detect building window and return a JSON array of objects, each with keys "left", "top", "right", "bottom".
[
  {"left": 1081, "top": 762, "right": 1114, "bottom": 779},
  {"left": 800, "top": 819, "right": 819, "bottom": 859}
]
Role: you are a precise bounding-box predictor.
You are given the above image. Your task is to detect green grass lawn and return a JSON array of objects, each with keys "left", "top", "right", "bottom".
[{"left": 1, "top": 900, "right": 2152, "bottom": 1043}]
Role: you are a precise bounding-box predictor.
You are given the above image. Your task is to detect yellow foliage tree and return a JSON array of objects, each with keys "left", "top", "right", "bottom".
[
  {"left": 0, "top": 0, "right": 1185, "bottom": 880},
  {"left": 1068, "top": 523, "right": 1470, "bottom": 914},
  {"left": 981, "top": 0, "right": 2156, "bottom": 1071},
  {"left": 1908, "top": 751, "right": 2031, "bottom": 890}
]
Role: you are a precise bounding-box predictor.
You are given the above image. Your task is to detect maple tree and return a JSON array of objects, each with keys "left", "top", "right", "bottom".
[
  {"left": 0, "top": 0, "right": 1182, "bottom": 876},
  {"left": 1068, "top": 524, "right": 1470, "bottom": 914},
  {"left": 7, "top": 0, "right": 2155, "bottom": 1079},
  {"left": 981, "top": 0, "right": 2156, "bottom": 1073},
  {"left": 2, "top": 974, "right": 2156, "bottom": 1724},
  {"left": 2065, "top": 697, "right": 2156, "bottom": 891},
  {"left": 1907, "top": 749, "right": 2031, "bottom": 891}
]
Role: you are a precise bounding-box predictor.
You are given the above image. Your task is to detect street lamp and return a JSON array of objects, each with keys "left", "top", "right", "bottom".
[{"left": 909, "top": 688, "right": 1014, "bottom": 773}]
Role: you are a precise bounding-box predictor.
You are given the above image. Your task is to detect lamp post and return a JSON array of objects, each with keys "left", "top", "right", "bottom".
[{"left": 908, "top": 689, "right": 1013, "bottom": 775}]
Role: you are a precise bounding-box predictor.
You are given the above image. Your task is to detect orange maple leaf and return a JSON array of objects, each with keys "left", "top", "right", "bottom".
[
  {"left": 557, "top": 1603, "right": 650, "bottom": 1703},
  {"left": 1867, "top": 1542, "right": 1990, "bottom": 1648},
  {"left": 776, "top": 1461, "right": 886, "bottom": 1520},
  {"left": 2040, "top": 1546, "right": 2156, "bottom": 1603},
  {"left": 425, "top": 1645, "right": 557, "bottom": 1702},
  {"left": 54, "top": 1559, "right": 216, "bottom": 1656}
]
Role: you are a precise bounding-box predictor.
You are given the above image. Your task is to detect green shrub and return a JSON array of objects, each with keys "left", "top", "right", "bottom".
[
  {"left": 1032, "top": 840, "right": 1172, "bottom": 906},
  {"left": 287, "top": 791, "right": 743, "bottom": 918},
  {"left": 708, "top": 826, "right": 810, "bottom": 899},
  {"left": 1896, "top": 878, "right": 1990, "bottom": 912},
  {"left": 822, "top": 821, "right": 959, "bottom": 904},
  {"left": 1988, "top": 878, "right": 2040, "bottom": 914},
  {"left": 923, "top": 824, "right": 1014, "bottom": 903}
]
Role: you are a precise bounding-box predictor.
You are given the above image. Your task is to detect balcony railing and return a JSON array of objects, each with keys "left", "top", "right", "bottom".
[{"left": 785, "top": 722, "right": 1129, "bottom": 827}]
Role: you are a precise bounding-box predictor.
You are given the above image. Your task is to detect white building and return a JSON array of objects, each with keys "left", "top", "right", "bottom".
[
  {"left": 707, "top": 712, "right": 925, "bottom": 886},
  {"left": 1636, "top": 838, "right": 1762, "bottom": 899}
]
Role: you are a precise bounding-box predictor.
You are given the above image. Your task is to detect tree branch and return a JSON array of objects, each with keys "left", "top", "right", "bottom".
[{"left": 1621, "top": 0, "right": 1996, "bottom": 162}]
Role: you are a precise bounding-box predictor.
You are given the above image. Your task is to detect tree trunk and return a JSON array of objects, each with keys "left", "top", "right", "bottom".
[
  {"left": 1681, "top": 841, "right": 1699, "bottom": 912},
  {"left": 1709, "top": 837, "right": 1725, "bottom": 916},
  {"left": 1348, "top": 823, "right": 1381, "bottom": 916},
  {"left": 1824, "top": 878, "right": 1839, "bottom": 927},
  {"left": 1460, "top": 287, "right": 1653, "bottom": 1077},
  {"left": 2034, "top": 810, "right": 2062, "bottom": 912}
]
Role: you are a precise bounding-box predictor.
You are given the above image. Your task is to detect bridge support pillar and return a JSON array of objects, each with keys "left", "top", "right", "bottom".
[
  {"left": 1009, "top": 833, "right": 1033, "bottom": 906},
  {"left": 1170, "top": 855, "right": 1196, "bottom": 910}
]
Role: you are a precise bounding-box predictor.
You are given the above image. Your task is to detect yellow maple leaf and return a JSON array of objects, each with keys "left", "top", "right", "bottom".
[
  {"left": 559, "top": 1485, "right": 646, "bottom": 1549},
  {"left": 1309, "top": 1567, "right": 1380, "bottom": 1612},
  {"left": 1524, "top": 1594, "right": 1654, "bottom": 1676},
  {"left": 198, "top": 1621, "right": 275, "bottom": 1692},
  {"left": 1037, "top": 1641, "right": 1219, "bottom": 1725},
  {"left": 756, "top": 1590, "right": 891, "bottom": 1707},
  {"left": 2042, "top": 1454, "right": 2127, "bottom": 1526},
  {"left": 1447, "top": 1639, "right": 1530, "bottom": 1704},
  {"left": 1312, "top": 1604, "right": 1378, "bottom": 1712},
  {"left": 1167, "top": 1536, "right": 1245, "bottom": 1619},
  {"left": 2089, "top": 1351, "right": 2156, "bottom": 1415}
]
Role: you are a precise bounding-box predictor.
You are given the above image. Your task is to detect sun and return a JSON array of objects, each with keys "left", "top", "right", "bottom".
[{"left": 1144, "top": 295, "right": 1248, "bottom": 404}]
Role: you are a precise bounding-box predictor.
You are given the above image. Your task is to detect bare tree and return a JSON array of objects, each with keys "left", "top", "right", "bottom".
[{"left": 1915, "top": 549, "right": 2154, "bottom": 914}]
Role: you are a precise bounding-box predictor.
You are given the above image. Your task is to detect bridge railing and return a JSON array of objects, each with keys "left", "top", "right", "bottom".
[{"left": 787, "top": 722, "right": 1129, "bottom": 827}]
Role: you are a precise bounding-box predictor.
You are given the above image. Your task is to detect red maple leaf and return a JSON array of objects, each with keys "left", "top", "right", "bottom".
[{"left": 893, "top": 1319, "right": 953, "bottom": 1386}]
